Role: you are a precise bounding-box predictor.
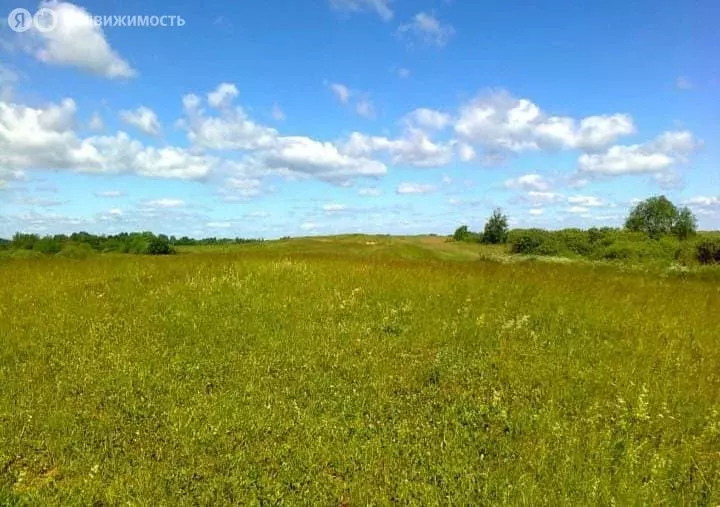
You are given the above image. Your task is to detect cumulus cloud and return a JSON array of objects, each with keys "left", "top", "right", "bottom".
[
  {"left": 328, "top": 0, "right": 393, "bottom": 21},
  {"left": 342, "top": 130, "right": 454, "bottom": 167},
  {"left": 25, "top": 1, "right": 136, "bottom": 78},
  {"left": 396, "top": 182, "right": 435, "bottom": 194},
  {"left": 398, "top": 12, "right": 455, "bottom": 48},
  {"left": 119, "top": 106, "right": 161, "bottom": 136},
  {"left": 455, "top": 90, "right": 635, "bottom": 153},
  {"left": 403, "top": 108, "right": 451, "bottom": 131},
  {"left": 455, "top": 142, "right": 476, "bottom": 162},
  {"left": 577, "top": 131, "right": 698, "bottom": 176},
  {"left": 0, "top": 99, "right": 214, "bottom": 180},
  {"left": 505, "top": 173, "right": 551, "bottom": 192},
  {"left": 207, "top": 83, "right": 239, "bottom": 109}
]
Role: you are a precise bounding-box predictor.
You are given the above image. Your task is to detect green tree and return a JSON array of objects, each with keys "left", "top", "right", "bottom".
[
  {"left": 482, "top": 209, "right": 509, "bottom": 244},
  {"left": 672, "top": 207, "right": 697, "bottom": 240},
  {"left": 625, "top": 195, "right": 697, "bottom": 239},
  {"left": 453, "top": 225, "right": 470, "bottom": 242}
]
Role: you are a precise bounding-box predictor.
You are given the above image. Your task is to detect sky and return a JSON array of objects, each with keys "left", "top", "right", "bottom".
[{"left": 0, "top": 0, "right": 718, "bottom": 238}]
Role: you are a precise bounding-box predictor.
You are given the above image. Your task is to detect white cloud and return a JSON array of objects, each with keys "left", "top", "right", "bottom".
[
  {"left": 119, "top": 106, "right": 161, "bottom": 136},
  {"left": 684, "top": 196, "right": 720, "bottom": 207},
  {"left": 455, "top": 142, "right": 476, "bottom": 162},
  {"left": 505, "top": 173, "right": 551, "bottom": 192},
  {"left": 567, "top": 195, "right": 603, "bottom": 207},
  {"left": 235, "top": 135, "right": 387, "bottom": 184},
  {"left": 397, "top": 67, "right": 411, "bottom": 78},
  {"left": 356, "top": 99, "right": 376, "bottom": 119},
  {"left": 455, "top": 90, "right": 635, "bottom": 153},
  {"left": 0, "top": 168, "right": 26, "bottom": 189},
  {"left": 329, "top": 83, "right": 351, "bottom": 104},
  {"left": 396, "top": 182, "right": 435, "bottom": 194},
  {"left": 328, "top": 0, "right": 393, "bottom": 21},
  {"left": 145, "top": 198, "right": 185, "bottom": 209},
  {"left": 529, "top": 208, "right": 544, "bottom": 216},
  {"left": 184, "top": 100, "right": 278, "bottom": 151},
  {"left": 207, "top": 83, "right": 239, "bottom": 109},
  {"left": 323, "top": 203, "right": 346, "bottom": 212},
  {"left": 403, "top": 108, "right": 451, "bottom": 131},
  {"left": 26, "top": 1, "right": 136, "bottom": 78},
  {"left": 0, "top": 99, "right": 214, "bottom": 180},
  {"left": 342, "top": 130, "right": 453, "bottom": 167},
  {"left": 108, "top": 208, "right": 122, "bottom": 216},
  {"left": 398, "top": 12, "right": 455, "bottom": 48},
  {"left": 577, "top": 131, "right": 698, "bottom": 176},
  {"left": 525, "top": 191, "right": 565, "bottom": 205}
]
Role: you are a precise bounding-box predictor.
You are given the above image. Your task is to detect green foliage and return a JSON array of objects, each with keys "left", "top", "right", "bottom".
[
  {"left": 482, "top": 208, "right": 509, "bottom": 244},
  {"left": 508, "top": 229, "right": 561, "bottom": 255},
  {"left": 56, "top": 242, "right": 96, "bottom": 260},
  {"left": 696, "top": 237, "right": 720, "bottom": 265},
  {"left": 672, "top": 207, "right": 698, "bottom": 240},
  {"left": 452, "top": 225, "right": 482, "bottom": 243},
  {"left": 453, "top": 225, "right": 470, "bottom": 241},
  {"left": 146, "top": 236, "right": 175, "bottom": 255},
  {"left": 0, "top": 241, "right": 718, "bottom": 504},
  {"left": 1, "top": 231, "right": 261, "bottom": 257},
  {"left": 624, "top": 195, "right": 697, "bottom": 239}
]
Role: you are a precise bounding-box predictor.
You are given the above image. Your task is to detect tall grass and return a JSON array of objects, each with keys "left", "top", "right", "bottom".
[{"left": 1, "top": 241, "right": 718, "bottom": 504}]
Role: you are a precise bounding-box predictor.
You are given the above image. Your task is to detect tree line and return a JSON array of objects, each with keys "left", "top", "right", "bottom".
[
  {"left": 0, "top": 232, "right": 264, "bottom": 257},
  {"left": 453, "top": 195, "right": 720, "bottom": 265}
]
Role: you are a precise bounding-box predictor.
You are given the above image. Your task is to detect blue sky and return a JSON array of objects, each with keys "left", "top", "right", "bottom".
[{"left": 0, "top": 0, "right": 718, "bottom": 238}]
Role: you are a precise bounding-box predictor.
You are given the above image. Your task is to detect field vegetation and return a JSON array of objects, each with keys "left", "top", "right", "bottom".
[{"left": 1, "top": 233, "right": 719, "bottom": 504}]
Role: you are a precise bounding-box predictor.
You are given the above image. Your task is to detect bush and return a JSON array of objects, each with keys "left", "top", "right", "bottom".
[
  {"left": 556, "top": 229, "right": 592, "bottom": 256},
  {"left": 696, "top": 237, "right": 720, "bottom": 265},
  {"left": 453, "top": 225, "right": 470, "bottom": 242},
  {"left": 57, "top": 243, "right": 95, "bottom": 260},
  {"left": 145, "top": 236, "right": 175, "bottom": 255},
  {"left": 508, "top": 229, "right": 560, "bottom": 256}
]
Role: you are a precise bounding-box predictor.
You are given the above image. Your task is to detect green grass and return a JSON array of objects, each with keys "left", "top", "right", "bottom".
[{"left": 1, "top": 236, "right": 719, "bottom": 504}]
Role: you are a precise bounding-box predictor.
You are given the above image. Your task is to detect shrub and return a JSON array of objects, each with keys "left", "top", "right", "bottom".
[
  {"left": 453, "top": 225, "right": 470, "bottom": 242},
  {"left": 556, "top": 229, "right": 592, "bottom": 256},
  {"left": 57, "top": 243, "right": 95, "bottom": 260},
  {"left": 145, "top": 236, "right": 175, "bottom": 255},
  {"left": 696, "top": 237, "right": 720, "bottom": 265},
  {"left": 508, "top": 229, "right": 560, "bottom": 256}
]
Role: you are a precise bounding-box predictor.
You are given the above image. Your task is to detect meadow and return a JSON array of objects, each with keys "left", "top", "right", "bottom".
[{"left": 1, "top": 236, "right": 719, "bottom": 504}]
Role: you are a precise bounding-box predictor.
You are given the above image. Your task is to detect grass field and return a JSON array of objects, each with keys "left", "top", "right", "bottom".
[{"left": 1, "top": 236, "right": 719, "bottom": 504}]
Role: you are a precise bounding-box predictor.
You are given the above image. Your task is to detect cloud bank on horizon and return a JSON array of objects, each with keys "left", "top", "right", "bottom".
[{"left": 0, "top": 0, "right": 717, "bottom": 237}]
